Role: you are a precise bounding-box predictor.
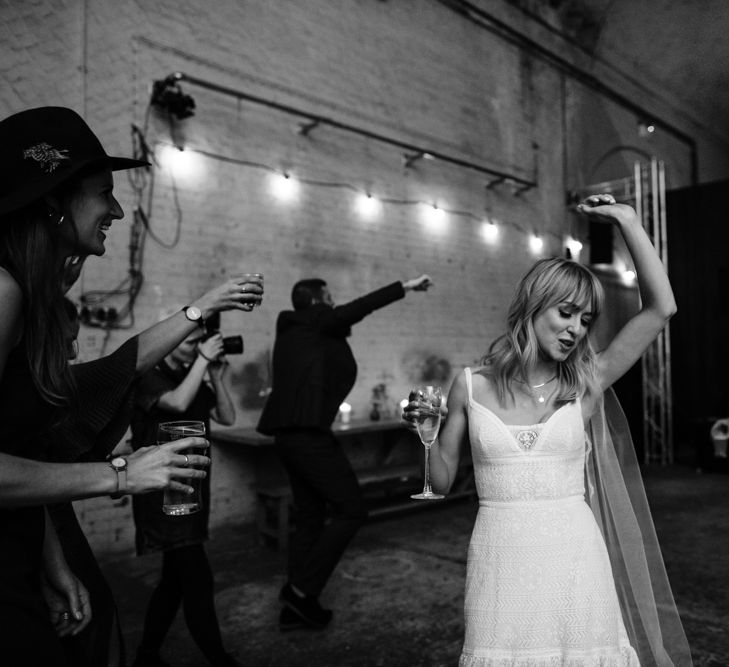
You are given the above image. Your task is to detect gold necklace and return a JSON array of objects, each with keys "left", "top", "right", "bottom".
[{"left": 530, "top": 376, "right": 556, "bottom": 404}]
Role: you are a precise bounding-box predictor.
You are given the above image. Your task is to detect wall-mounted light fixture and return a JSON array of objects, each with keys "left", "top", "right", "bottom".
[
  {"left": 638, "top": 120, "right": 656, "bottom": 138},
  {"left": 150, "top": 75, "right": 196, "bottom": 121},
  {"left": 402, "top": 151, "right": 434, "bottom": 169}
]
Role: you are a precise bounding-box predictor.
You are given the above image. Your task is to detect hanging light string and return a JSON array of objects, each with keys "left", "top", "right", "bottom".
[
  {"left": 77, "top": 113, "right": 574, "bottom": 331},
  {"left": 156, "top": 141, "right": 567, "bottom": 245}
]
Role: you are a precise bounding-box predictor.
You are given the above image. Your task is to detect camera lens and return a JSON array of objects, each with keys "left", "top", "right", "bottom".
[{"left": 222, "top": 335, "right": 243, "bottom": 355}]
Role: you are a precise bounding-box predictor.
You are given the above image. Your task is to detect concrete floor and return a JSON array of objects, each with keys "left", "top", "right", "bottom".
[{"left": 102, "top": 465, "right": 729, "bottom": 667}]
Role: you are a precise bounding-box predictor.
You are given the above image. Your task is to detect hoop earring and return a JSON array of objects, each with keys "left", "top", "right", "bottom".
[{"left": 47, "top": 209, "right": 64, "bottom": 226}]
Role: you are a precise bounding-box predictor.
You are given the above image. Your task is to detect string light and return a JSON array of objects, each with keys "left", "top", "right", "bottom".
[
  {"left": 270, "top": 172, "right": 299, "bottom": 201},
  {"left": 529, "top": 234, "right": 544, "bottom": 254},
  {"left": 422, "top": 203, "right": 447, "bottom": 231},
  {"left": 156, "top": 143, "right": 203, "bottom": 182},
  {"left": 566, "top": 236, "right": 583, "bottom": 258},
  {"left": 621, "top": 269, "right": 636, "bottom": 285},
  {"left": 355, "top": 193, "right": 382, "bottom": 219},
  {"left": 150, "top": 143, "right": 566, "bottom": 249},
  {"left": 480, "top": 220, "right": 499, "bottom": 244}
]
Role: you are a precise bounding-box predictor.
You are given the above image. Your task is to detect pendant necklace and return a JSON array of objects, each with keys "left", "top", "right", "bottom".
[{"left": 530, "top": 376, "right": 556, "bottom": 404}]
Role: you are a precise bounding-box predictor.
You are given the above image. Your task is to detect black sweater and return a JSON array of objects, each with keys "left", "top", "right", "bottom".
[{"left": 257, "top": 282, "right": 405, "bottom": 435}]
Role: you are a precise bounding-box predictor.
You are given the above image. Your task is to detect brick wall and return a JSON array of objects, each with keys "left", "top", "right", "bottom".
[{"left": 2, "top": 0, "right": 728, "bottom": 556}]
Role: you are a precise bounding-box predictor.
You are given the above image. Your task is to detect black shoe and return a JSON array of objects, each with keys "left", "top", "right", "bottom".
[
  {"left": 212, "top": 653, "right": 243, "bottom": 667},
  {"left": 279, "top": 606, "right": 310, "bottom": 632},
  {"left": 279, "top": 583, "right": 333, "bottom": 629},
  {"left": 132, "top": 648, "right": 170, "bottom": 667}
]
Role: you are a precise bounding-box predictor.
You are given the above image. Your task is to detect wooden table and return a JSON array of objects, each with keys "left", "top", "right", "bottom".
[
  {"left": 210, "top": 417, "right": 474, "bottom": 550},
  {"left": 210, "top": 417, "right": 407, "bottom": 448}
]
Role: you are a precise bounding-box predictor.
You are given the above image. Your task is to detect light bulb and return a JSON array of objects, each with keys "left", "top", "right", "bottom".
[
  {"left": 355, "top": 193, "right": 381, "bottom": 219},
  {"left": 566, "top": 237, "right": 583, "bottom": 257},
  {"left": 157, "top": 144, "right": 203, "bottom": 182},
  {"left": 529, "top": 235, "right": 544, "bottom": 254},
  {"left": 270, "top": 173, "right": 299, "bottom": 201},
  {"left": 481, "top": 221, "right": 498, "bottom": 243},
  {"left": 422, "top": 203, "right": 447, "bottom": 231}
]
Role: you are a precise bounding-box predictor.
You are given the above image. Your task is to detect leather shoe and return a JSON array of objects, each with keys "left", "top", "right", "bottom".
[
  {"left": 279, "top": 583, "right": 333, "bottom": 629},
  {"left": 279, "top": 607, "right": 311, "bottom": 632},
  {"left": 131, "top": 648, "right": 170, "bottom": 667}
]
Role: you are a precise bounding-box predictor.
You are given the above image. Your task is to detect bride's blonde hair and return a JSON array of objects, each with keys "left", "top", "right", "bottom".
[{"left": 483, "top": 258, "right": 604, "bottom": 405}]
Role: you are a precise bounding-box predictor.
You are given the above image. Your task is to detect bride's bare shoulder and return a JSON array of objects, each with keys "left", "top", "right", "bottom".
[{"left": 469, "top": 365, "right": 493, "bottom": 384}]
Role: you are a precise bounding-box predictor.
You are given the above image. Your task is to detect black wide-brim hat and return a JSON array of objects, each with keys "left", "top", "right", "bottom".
[{"left": 0, "top": 106, "right": 150, "bottom": 217}]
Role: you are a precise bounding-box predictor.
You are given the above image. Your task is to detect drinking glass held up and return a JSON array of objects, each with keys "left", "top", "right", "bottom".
[
  {"left": 158, "top": 420, "right": 206, "bottom": 515},
  {"left": 410, "top": 385, "right": 445, "bottom": 501}
]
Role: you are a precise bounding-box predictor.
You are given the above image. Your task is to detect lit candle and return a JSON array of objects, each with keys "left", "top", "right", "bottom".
[{"left": 339, "top": 402, "right": 352, "bottom": 424}]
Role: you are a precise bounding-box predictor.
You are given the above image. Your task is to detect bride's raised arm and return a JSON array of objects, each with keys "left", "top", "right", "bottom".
[{"left": 578, "top": 194, "right": 677, "bottom": 392}]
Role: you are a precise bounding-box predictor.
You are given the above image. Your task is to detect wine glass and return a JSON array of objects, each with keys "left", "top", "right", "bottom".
[{"left": 410, "top": 385, "right": 445, "bottom": 500}]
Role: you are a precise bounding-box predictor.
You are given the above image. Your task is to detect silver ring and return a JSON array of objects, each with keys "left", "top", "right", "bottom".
[
  {"left": 182, "top": 454, "right": 189, "bottom": 468},
  {"left": 61, "top": 612, "right": 71, "bottom": 621}
]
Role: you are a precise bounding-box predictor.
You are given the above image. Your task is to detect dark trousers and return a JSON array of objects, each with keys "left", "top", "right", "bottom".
[
  {"left": 48, "top": 502, "right": 123, "bottom": 667},
  {"left": 275, "top": 429, "right": 368, "bottom": 597}
]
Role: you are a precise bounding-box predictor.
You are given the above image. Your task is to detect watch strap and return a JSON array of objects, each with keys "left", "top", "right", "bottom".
[{"left": 110, "top": 458, "right": 127, "bottom": 499}]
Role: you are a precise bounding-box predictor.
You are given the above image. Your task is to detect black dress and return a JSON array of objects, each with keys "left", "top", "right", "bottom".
[
  {"left": 45, "top": 338, "right": 139, "bottom": 667},
  {"left": 130, "top": 361, "right": 215, "bottom": 555},
  {"left": 0, "top": 343, "right": 68, "bottom": 666}
]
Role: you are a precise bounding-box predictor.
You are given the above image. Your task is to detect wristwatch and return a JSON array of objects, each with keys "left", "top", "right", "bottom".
[
  {"left": 109, "top": 456, "right": 127, "bottom": 499},
  {"left": 182, "top": 305, "right": 205, "bottom": 329}
]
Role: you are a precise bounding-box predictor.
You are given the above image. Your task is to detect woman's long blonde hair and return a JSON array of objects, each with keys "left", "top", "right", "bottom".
[{"left": 483, "top": 258, "right": 604, "bottom": 405}]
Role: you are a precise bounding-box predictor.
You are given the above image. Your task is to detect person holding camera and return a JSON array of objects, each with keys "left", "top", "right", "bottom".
[{"left": 129, "top": 326, "right": 239, "bottom": 667}]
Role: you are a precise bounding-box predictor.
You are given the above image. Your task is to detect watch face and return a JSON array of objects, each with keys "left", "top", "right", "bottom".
[
  {"left": 111, "top": 457, "right": 126, "bottom": 469},
  {"left": 185, "top": 306, "right": 202, "bottom": 321}
]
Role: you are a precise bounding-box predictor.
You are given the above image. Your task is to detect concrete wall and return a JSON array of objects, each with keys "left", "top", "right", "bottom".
[{"left": 2, "top": 0, "right": 728, "bottom": 556}]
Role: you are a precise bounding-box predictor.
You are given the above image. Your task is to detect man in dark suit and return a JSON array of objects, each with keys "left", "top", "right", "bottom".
[{"left": 258, "top": 274, "right": 431, "bottom": 630}]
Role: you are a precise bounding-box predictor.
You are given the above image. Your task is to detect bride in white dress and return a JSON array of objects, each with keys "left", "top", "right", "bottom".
[{"left": 404, "top": 194, "right": 692, "bottom": 666}]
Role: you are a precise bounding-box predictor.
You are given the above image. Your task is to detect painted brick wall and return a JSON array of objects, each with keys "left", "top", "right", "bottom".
[{"left": 1, "top": 0, "right": 727, "bottom": 556}]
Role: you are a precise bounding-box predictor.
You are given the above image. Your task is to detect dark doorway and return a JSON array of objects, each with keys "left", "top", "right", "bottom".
[{"left": 666, "top": 179, "right": 729, "bottom": 468}]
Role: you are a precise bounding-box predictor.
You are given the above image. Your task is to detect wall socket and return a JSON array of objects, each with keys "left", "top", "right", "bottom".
[{"left": 79, "top": 306, "right": 118, "bottom": 328}]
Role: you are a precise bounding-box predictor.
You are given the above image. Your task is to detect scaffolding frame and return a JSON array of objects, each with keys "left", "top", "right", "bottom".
[
  {"left": 635, "top": 159, "right": 673, "bottom": 464},
  {"left": 571, "top": 158, "right": 673, "bottom": 464}
]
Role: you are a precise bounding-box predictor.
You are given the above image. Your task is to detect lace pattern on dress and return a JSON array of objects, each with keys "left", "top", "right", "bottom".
[
  {"left": 460, "top": 369, "right": 641, "bottom": 667},
  {"left": 459, "top": 644, "right": 639, "bottom": 666}
]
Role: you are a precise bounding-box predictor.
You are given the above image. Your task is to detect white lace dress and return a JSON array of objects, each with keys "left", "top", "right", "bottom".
[{"left": 459, "top": 368, "right": 640, "bottom": 666}]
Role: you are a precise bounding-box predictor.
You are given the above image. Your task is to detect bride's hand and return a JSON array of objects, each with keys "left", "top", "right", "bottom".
[
  {"left": 577, "top": 194, "right": 638, "bottom": 227},
  {"left": 401, "top": 397, "right": 448, "bottom": 433}
]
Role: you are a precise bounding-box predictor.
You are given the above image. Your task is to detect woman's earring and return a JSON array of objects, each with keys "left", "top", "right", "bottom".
[{"left": 57, "top": 214, "right": 65, "bottom": 226}]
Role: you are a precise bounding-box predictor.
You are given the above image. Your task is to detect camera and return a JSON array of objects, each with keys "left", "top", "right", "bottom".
[
  {"left": 203, "top": 312, "right": 244, "bottom": 355},
  {"left": 222, "top": 335, "right": 244, "bottom": 355}
]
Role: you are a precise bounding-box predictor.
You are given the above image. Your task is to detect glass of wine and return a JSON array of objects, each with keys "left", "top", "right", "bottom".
[{"left": 410, "top": 385, "right": 445, "bottom": 500}]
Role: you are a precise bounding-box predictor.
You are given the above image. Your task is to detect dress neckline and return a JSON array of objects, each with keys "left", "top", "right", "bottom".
[{"left": 468, "top": 397, "right": 572, "bottom": 430}]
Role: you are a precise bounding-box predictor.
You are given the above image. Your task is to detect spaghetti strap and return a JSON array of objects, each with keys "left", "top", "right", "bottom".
[{"left": 464, "top": 367, "right": 473, "bottom": 401}]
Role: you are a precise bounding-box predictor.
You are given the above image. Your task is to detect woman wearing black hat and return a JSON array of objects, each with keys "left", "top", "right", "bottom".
[{"left": 0, "top": 107, "right": 261, "bottom": 666}]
